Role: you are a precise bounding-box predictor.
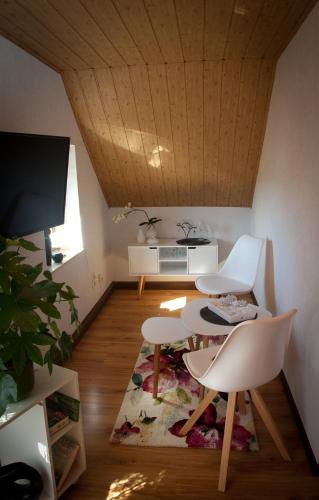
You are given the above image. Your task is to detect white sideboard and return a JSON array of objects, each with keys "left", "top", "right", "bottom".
[
  {"left": 0, "top": 364, "right": 86, "bottom": 499},
  {"left": 128, "top": 238, "right": 218, "bottom": 296}
]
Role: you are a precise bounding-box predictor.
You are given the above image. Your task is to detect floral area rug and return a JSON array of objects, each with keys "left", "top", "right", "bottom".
[{"left": 110, "top": 336, "right": 258, "bottom": 451}]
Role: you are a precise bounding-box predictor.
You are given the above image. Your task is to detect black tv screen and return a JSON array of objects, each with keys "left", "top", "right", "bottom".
[{"left": 0, "top": 132, "right": 70, "bottom": 237}]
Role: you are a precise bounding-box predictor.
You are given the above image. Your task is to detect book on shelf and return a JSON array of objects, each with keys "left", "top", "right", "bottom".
[
  {"left": 52, "top": 436, "right": 80, "bottom": 491},
  {"left": 46, "top": 391, "right": 80, "bottom": 422},
  {"left": 207, "top": 299, "right": 258, "bottom": 324},
  {"left": 46, "top": 405, "right": 69, "bottom": 436}
]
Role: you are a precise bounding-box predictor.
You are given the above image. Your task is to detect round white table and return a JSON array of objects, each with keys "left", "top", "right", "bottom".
[{"left": 181, "top": 298, "right": 272, "bottom": 337}]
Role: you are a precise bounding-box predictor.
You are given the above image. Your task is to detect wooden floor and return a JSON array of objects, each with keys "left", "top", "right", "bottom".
[{"left": 63, "top": 289, "right": 319, "bottom": 500}]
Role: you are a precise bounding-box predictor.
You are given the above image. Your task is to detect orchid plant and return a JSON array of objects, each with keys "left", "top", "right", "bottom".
[{"left": 112, "top": 203, "right": 162, "bottom": 229}]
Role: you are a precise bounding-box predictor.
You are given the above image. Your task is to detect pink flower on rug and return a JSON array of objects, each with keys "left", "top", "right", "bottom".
[
  {"left": 169, "top": 402, "right": 253, "bottom": 450},
  {"left": 112, "top": 420, "right": 140, "bottom": 443},
  {"left": 136, "top": 347, "right": 200, "bottom": 397}
]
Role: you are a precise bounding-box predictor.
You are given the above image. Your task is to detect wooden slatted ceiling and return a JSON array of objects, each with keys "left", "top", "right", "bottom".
[
  {"left": 62, "top": 60, "right": 275, "bottom": 206},
  {"left": 0, "top": 0, "right": 316, "bottom": 207}
]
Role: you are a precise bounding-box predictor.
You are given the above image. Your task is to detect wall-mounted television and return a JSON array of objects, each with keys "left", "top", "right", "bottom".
[{"left": 0, "top": 131, "right": 70, "bottom": 237}]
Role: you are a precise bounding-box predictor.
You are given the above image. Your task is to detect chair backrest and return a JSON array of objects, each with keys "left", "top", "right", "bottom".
[
  {"left": 219, "top": 235, "right": 263, "bottom": 288},
  {"left": 199, "top": 309, "right": 297, "bottom": 393}
]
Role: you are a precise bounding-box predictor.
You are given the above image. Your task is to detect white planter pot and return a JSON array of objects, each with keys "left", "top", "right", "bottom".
[
  {"left": 146, "top": 225, "right": 159, "bottom": 244},
  {"left": 137, "top": 227, "right": 145, "bottom": 244}
]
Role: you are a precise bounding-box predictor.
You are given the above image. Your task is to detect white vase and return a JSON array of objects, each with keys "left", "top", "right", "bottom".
[
  {"left": 137, "top": 227, "right": 145, "bottom": 244},
  {"left": 146, "top": 225, "right": 159, "bottom": 244}
]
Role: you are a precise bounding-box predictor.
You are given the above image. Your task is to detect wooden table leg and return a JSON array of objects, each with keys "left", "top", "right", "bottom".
[
  {"left": 202, "top": 336, "right": 209, "bottom": 349},
  {"left": 237, "top": 391, "right": 247, "bottom": 416},
  {"left": 188, "top": 336, "right": 195, "bottom": 352},
  {"left": 138, "top": 275, "right": 145, "bottom": 298},
  {"left": 153, "top": 344, "right": 161, "bottom": 399}
]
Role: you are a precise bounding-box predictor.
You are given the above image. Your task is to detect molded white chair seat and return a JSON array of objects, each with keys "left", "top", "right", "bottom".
[
  {"left": 196, "top": 235, "right": 263, "bottom": 296},
  {"left": 195, "top": 275, "right": 251, "bottom": 295},
  {"left": 141, "top": 317, "right": 194, "bottom": 399},
  {"left": 179, "top": 310, "right": 297, "bottom": 492},
  {"left": 141, "top": 317, "right": 192, "bottom": 345},
  {"left": 183, "top": 345, "right": 219, "bottom": 379}
]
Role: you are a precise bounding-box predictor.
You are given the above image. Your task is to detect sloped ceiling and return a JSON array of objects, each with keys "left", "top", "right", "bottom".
[{"left": 0, "top": 0, "right": 316, "bottom": 207}]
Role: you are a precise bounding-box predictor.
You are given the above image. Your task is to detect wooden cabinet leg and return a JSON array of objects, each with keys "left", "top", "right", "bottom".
[{"left": 138, "top": 275, "right": 145, "bottom": 298}]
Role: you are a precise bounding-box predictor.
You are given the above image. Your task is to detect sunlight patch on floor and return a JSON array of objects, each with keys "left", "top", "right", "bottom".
[
  {"left": 160, "top": 296, "right": 187, "bottom": 311},
  {"left": 106, "top": 470, "right": 166, "bottom": 499}
]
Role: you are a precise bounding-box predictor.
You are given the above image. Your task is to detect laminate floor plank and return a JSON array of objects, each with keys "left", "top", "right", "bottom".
[{"left": 63, "top": 289, "right": 319, "bottom": 499}]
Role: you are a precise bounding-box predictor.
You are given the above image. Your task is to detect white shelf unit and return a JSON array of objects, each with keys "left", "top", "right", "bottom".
[
  {"left": 0, "top": 364, "right": 86, "bottom": 499},
  {"left": 128, "top": 238, "right": 218, "bottom": 277}
]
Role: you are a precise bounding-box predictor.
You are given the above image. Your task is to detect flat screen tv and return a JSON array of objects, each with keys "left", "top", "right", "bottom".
[{"left": 0, "top": 131, "right": 70, "bottom": 237}]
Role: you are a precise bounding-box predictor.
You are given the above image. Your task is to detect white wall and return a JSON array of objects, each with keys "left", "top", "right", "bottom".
[
  {"left": 109, "top": 207, "right": 251, "bottom": 281},
  {"left": 0, "top": 36, "right": 112, "bottom": 333},
  {"left": 252, "top": 4, "right": 319, "bottom": 461}
]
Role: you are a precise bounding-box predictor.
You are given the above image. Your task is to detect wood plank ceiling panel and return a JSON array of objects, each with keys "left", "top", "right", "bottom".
[
  {"left": 18, "top": 0, "right": 107, "bottom": 69},
  {"left": 185, "top": 62, "right": 204, "bottom": 205},
  {"left": 0, "top": 0, "right": 315, "bottom": 207},
  {"left": 111, "top": 66, "right": 154, "bottom": 206},
  {"left": 50, "top": 0, "right": 125, "bottom": 67},
  {"left": 242, "top": 59, "right": 275, "bottom": 206},
  {"left": 203, "top": 61, "right": 223, "bottom": 206},
  {"left": 62, "top": 70, "right": 118, "bottom": 205},
  {"left": 129, "top": 65, "right": 167, "bottom": 206},
  {"left": 148, "top": 64, "right": 179, "bottom": 205},
  {"left": 166, "top": 63, "right": 192, "bottom": 206},
  {"left": 80, "top": 0, "right": 144, "bottom": 65},
  {"left": 144, "top": 0, "right": 183, "bottom": 63},
  {"left": 204, "top": 0, "right": 235, "bottom": 60},
  {"left": 175, "top": 0, "right": 204, "bottom": 61},
  {"left": 0, "top": 0, "right": 88, "bottom": 69},
  {"left": 112, "top": 0, "right": 164, "bottom": 64}
]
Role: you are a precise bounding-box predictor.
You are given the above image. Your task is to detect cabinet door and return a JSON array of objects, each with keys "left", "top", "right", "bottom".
[
  {"left": 188, "top": 246, "right": 218, "bottom": 274},
  {"left": 129, "top": 246, "right": 159, "bottom": 275}
]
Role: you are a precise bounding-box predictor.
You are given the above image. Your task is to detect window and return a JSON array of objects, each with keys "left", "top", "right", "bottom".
[{"left": 50, "top": 145, "right": 83, "bottom": 266}]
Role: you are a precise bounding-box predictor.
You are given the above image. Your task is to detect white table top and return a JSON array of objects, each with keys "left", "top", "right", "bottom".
[{"left": 181, "top": 298, "right": 272, "bottom": 336}]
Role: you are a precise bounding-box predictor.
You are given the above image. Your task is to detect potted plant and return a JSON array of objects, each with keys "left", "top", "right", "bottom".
[
  {"left": 112, "top": 203, "right": 162, "bottom": 244},
  {"left": 0, "top": 236, "right": 78, "bottom": 416}
]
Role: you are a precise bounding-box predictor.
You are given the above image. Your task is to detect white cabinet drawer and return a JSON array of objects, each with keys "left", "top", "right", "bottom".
[
  {"left": 128, "top": 246, "right": 159, "bottom": 275},
  {"left": 188, "top": 246, "right": 218, "bottom": 274}
]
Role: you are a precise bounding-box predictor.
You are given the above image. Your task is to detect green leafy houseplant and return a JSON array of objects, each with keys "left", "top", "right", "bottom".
[{"left": 0, "top": 236, "right": 79, "bottom": 416}]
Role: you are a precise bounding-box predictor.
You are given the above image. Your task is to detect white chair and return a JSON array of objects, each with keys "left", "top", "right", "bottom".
[
  {"left": 141, "top": 317, "right": 194, "bottom": 399},
  {"left": 179, "top": 309, "right": 297, "bottom": 492},
  {"left": 196, "top": 234, "right": 263, "bottom": 296}
]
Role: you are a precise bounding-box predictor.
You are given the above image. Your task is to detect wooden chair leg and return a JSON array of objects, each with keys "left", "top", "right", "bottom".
[
  {"left": 199, "top": 384, "right": 205, "bottom": 401},
  {"left": 188, "top": 336, "right": 195, "bottom": 352},
  {"left": 202, "top": 336, "right": 209, "bottom": 349},
  {"left": 237, "top": 391, "right": 247, "bottom": 416},
  {"left": 179, "top": 389, "right": 218, "bottom": 436},
  {"left": 218, "top": 392, "right": 237, "bottom": 492},
  {"left": 250, "top": 388, "right": 291, "bottom": 461},
  {"left": 153, "top": 344, "right": 161, "bottom": 399}
]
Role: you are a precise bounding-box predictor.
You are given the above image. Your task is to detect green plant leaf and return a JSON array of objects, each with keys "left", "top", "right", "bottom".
[
  {"left": 132, "top": 372, "right": 143, "bottom": 387},
  {"left": 11, "top": 342, "right": 27, "bottom": 376},
  {"left": 21, "top": 280, "right": 62, "bottom": 300},
  {"left": 0, "top": 357, "right": 7, "bottom": 370},
  {"left": 36, "top": 300, "right": 61, "bottom": 319},
  {"left": 18, "top": 239, "right": 40, "bottom": 251},
  {"left": 14, "top": 308, "right": 41, "bottom": 331},
  {"left": 48, "top": 320, "right": 61, "bottom": 338},
  {"left": 176, "top": 387, "right": 191, "bottom": 405},
  {"left": 59, "top": 331, "right": 73, "bottom": 362},
  {"left": 43, "top": 270, "right": 52, "bottom": 280},
  {"left": 28, "top": 333, "right": 56, "bottom": 346},
  {"left": 0, "top": 373, "right": 17, "bottom": 416},
  {"left": 0, "top": 271, "right": 10, "bottom": 294},
  {"left": 24, "top": 343, "right": 43, "bottom": 366}
]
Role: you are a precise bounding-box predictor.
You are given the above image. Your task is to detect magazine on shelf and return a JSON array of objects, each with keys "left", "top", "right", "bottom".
[
  {"left": 207, "top": 298, "right": 258, "bottom": 324},
  {"left": 46, "top": 392, "right": 80, "bottom": 422},
  {"left": 52, "top": 436, "right": 80, "bottom": 491}
]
